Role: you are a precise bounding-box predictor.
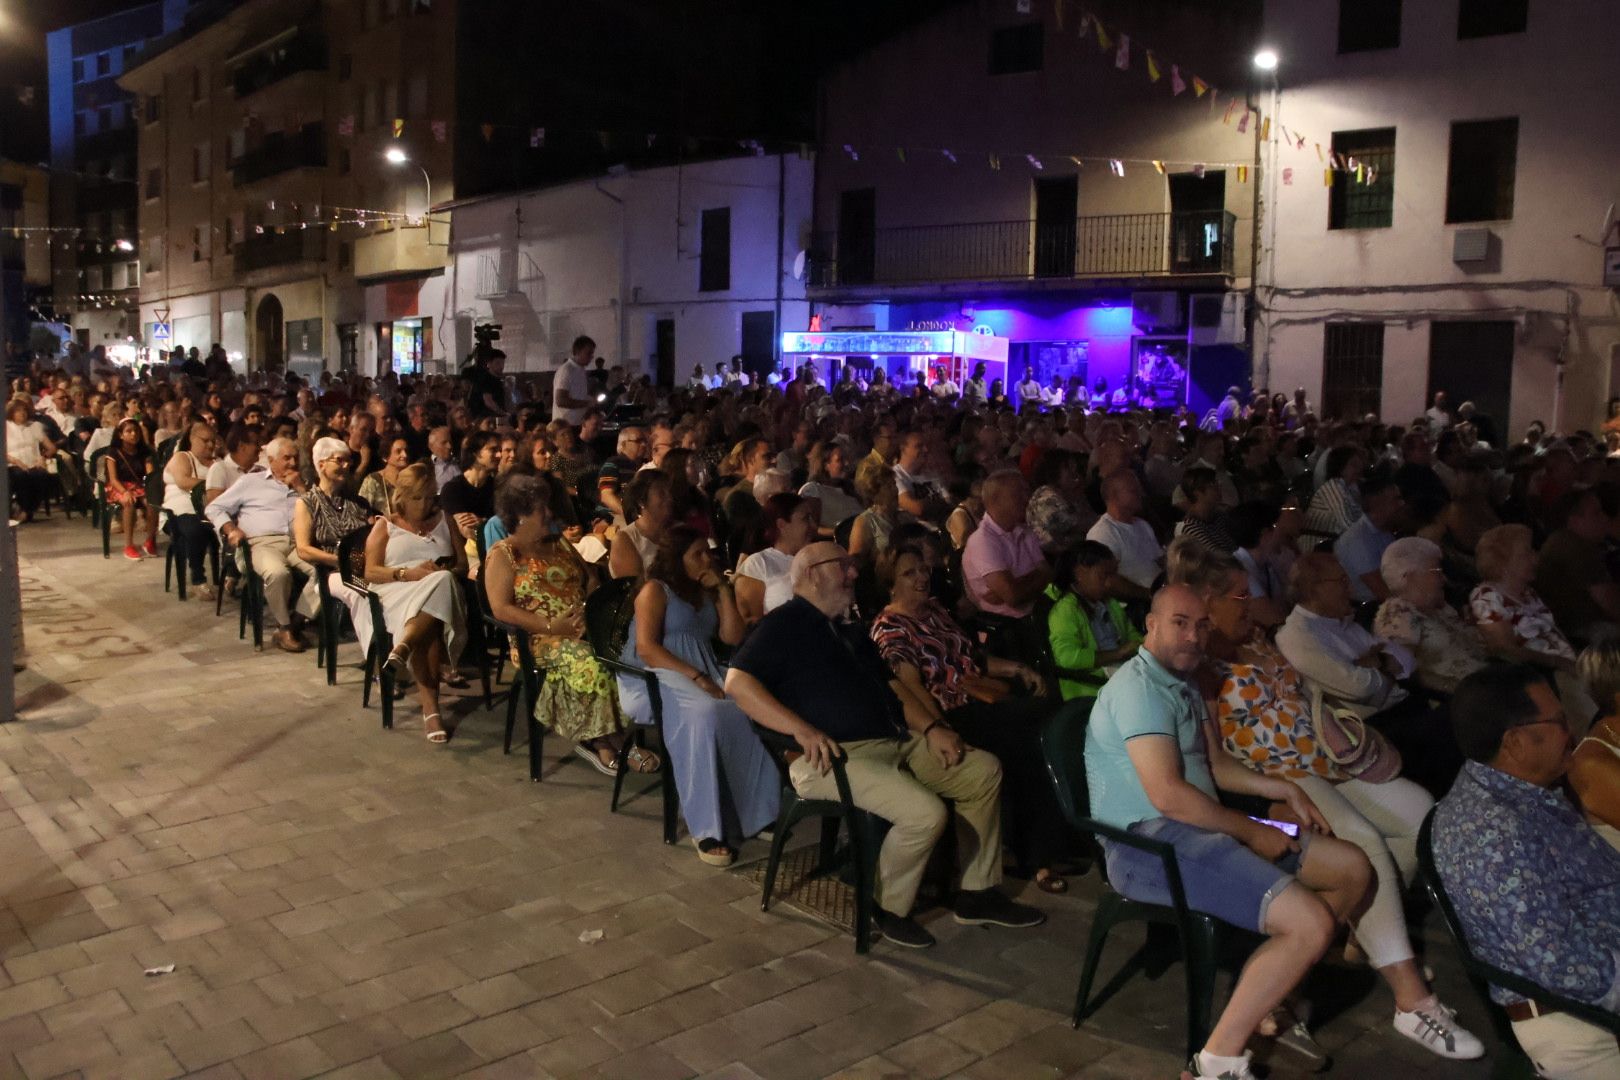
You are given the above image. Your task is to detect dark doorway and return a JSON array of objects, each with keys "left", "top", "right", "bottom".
[
  {"left": 254, "top": 293, "right": 284, "bottom": 373},
  {"left": 1033, "top": 175, "right": 1078, "bottom": 278},
  {"left": 740, "top": 311, "right": 775, "bottom": 382},
  {"left": 654, "top": 318, "right": 676, "bottom": 389},
  {"left": 1430, "top": 321, "right": 1514, "bottom": 428},
  {"left": 1169, "top": 170, "right": 1227, "bottom": 273},
  {"left": 836, "top": 188, "right": 876, "bottom": 286}
]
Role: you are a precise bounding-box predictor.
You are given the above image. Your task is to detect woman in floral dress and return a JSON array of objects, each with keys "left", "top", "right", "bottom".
[{"left": 484, "top": 473, "right": 658, "bottom": 776}]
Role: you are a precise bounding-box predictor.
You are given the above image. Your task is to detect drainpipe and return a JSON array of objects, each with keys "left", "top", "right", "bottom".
[
  {"left": 1247, "top": 74, "right": 1265, "bottom": 393},
  {"left": 593, "top": 178, "right": 629, "bottom": 370}
]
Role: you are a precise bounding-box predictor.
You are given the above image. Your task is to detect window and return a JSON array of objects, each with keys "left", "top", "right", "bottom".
[
  {"left": 1445, "top": 117, "right": 1518, "bottom": 223},
  {"left": 125, "top": 262, "right": 141, "bottom": 288},
  {"left": 144, "top": 168, "right": 161, "bottom": 200},
  {"left": 191, "top": 67, "right": 205, "bottom": 102},
  {"left": 1329, "top": 128, "right": 1395, "bottom": 229},
  {"left": 73, "top": 58, "right": 85, "bottom": 83},
  {"left": 123, "top": 44, "right": 137, "bottom": 66},
  {"left": 228, "top": 128, "right": 246, "bottom": 162},
  {"left": 100, "top": 105, "right": 118, "bottom": 130},
  {"left": 989, "top": 23, "right": 1044, "bottom": 75},
  {"left": 191, "top": 225, "right": 206, "bottom": 262},
  {"left": 407, "top": 74, "right": 427, "bottom": 119},
  {"left": 97, "top": 53, "right": 111, "bottom": 77},
  {"left": 1322, "top": 323, "right": 1385, "bottom": 420},
  {"left": 337, "top": 242, "right": 352, "bottom": 271},
  {"left": 87, "top": 265, "right": 103, "bottom": 290},
  {"left": 1459, "top": 0, "right": 1527, "bottom": 38},
  {"left": 192, "top": 142, "right": 210, "bottom": 183},
  {"left": 338, "top": 148, "right": 351, "bottom": 175},
  {"left": 146, "top": 236, "right": 162, "bottom": 273},
  {"left": 698, "top": 207, "right": 731, "bottom": 292},
  {"left": 338, "top": 53, "right": 352, "bottom": 81},
  {"left": 145, "top": 94, "right": 161, "bottom": 124},
  {"left": 1337, "top": 0, "right": 1401, "bottom": 53},
  {"left": 224, "top": 215, "right": 237, "bottom": 253}
]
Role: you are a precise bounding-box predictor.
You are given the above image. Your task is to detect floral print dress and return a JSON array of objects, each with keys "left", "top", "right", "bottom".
[
  {"left": 492, "top": 538, "right": 625, "bottom": 743},
  {"left": 1212, "top": 636, "right": 1345, "bottom": 781}
]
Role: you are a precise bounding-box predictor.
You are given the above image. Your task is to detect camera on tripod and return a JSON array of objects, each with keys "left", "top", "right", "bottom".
[{"left": 474, "top": 323, "right": 502, "bottom": 348}]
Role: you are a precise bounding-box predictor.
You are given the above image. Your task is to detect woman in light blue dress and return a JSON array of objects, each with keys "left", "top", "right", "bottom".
[{"left": 620, "top": 525, "right": 780, "bottom": 865}]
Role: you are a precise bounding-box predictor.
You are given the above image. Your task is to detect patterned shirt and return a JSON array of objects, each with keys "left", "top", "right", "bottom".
[
  {"left": 1212, "top": 637, "right": 1343, "bottom": 781},
  {"left": 870, "top": 603, "right": 980, "bottom": 711},
  {"left": 1432, "top": 759, "right": 1620, "bottom": 1009},
  {"left": 1467, "top": 582, "right": 1575, "bottom": 661}
]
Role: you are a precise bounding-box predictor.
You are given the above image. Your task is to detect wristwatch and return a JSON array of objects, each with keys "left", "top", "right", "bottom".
[{"left": 393, "top": 567, "right": 405, "bottom": 582}]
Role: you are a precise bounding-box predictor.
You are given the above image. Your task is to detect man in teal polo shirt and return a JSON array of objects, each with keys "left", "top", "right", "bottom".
[{"left": 1087, "top": 584, "right": 1373, "bottom": 1080}]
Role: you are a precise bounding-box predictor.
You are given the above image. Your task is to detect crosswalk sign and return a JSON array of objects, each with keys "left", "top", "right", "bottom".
[{"left": 152, "top": 322, "right": 171, "bottom": 340}]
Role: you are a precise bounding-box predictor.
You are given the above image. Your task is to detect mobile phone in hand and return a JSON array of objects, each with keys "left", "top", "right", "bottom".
[{"left": 1248, "top": 815, "right": 1301, "bottom": 838}]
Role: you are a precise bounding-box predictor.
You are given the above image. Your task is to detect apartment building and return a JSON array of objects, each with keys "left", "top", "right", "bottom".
[
  {"left": 808, "top": 0, "right": 1262, "bottom": 413},
  {"left": 117, "top": 0, "right": 454, "bottom": 375},
  {"left": 1260, "top": 0, "right": 1620, "bottom": 435},
  {"left": 46, "top": 1, "right": 191, "bottom": 354}
]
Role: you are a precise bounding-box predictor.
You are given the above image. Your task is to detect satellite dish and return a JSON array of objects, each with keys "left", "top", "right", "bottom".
[{"left": 792, "top": 250, "right": 806, "bottom": 280}]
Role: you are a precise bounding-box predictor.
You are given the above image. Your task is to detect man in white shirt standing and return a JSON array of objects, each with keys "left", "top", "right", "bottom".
[
  {"left": 1426, "top": 391, "right": 1453, "bottom": 430},
  {"left": 552, "top": 335, "right": 595, "bottom": 425},
  {"left": 1085, "top": 471, "right": 1163, "bottom": 601},
  {"left": 929, "top": 364, "right": 959, "bottom": 399}
]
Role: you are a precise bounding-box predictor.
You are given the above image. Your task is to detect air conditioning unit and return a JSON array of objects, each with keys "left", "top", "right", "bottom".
[
  {"left": 1131, "top": 290, "right": 1182, "bottom": 331},
  {"left": 1188, "top": 291, "right": 1246, "bottom": 346},
  {"left": 1453, "top": 228, "right": 1492, "bottom": 264}
]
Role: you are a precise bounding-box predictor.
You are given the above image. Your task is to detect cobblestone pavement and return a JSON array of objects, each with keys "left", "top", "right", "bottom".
[{"left": 5, "top": 515, "right": 1506, "bottom": 1079}]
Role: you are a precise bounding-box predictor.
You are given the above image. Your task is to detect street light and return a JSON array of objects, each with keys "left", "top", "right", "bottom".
[
  {"left": 383, "top": 148, "right": 431, "bottom": 227},
  {"left": 1253, "top": 48, "right": 1279, "bottom": 71}
]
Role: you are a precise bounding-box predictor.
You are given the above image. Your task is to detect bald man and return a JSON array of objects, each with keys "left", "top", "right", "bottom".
[{"left": 1087, "top": 585, "right": 1373, "bottom": 1080}]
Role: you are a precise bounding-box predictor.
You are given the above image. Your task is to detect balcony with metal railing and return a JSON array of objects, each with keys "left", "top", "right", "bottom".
[
  {"left": 232, "top": 123, "right": 326, "bottom": 187},
  {"left": 809, "top": 211, "right": 1236, "bottom": 291},
  {"left": 231, "top": 31, "right": 327, "bottom": 100}
]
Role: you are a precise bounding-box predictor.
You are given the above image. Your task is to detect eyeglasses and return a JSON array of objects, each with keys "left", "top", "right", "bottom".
[{"left": 808, "top": 555, "right": 857, "bottom": 572}]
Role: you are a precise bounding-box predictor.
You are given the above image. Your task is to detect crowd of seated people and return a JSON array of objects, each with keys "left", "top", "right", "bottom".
[{"left": 11, "top": 341, "right": 1620, "bottom": 1080}]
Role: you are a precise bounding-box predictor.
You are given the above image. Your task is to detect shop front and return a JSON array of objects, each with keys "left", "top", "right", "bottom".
[{"left": 779, "top": 328, "right": 1009, "bottom": 391}]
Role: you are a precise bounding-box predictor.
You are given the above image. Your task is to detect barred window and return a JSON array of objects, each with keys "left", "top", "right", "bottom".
[
  {"left": 1329, "top": 128, "right": 1395, "bottom": 230},
  {"left": 1323, "top": 323, "right": 1385, "bottom": 421}
]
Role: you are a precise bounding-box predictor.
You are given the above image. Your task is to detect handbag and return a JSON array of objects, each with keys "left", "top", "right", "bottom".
[{"left": 1312, "top": 691, "right": 1403, "bottom": 783}]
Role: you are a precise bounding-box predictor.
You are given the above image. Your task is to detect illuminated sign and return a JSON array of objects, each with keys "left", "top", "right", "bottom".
[{"left": 781, "top": 331, "right": 955, "bottom": 355}]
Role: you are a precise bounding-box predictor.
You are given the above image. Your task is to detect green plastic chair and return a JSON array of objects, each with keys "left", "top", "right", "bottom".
[
  {"left": 1039, "top": 704, "right": 1221, "bottom": 1064},
  {"left": 86, "top": 448, "right": 112, "bottom": 558},
  {"left": 1416, "top": 810, "right": 1620, "bottom": 1078}
]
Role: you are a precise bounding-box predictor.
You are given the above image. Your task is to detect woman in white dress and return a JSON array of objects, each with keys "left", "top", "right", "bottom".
[{"left": 360, "top": 463, "right": 468, "bottom": 743}]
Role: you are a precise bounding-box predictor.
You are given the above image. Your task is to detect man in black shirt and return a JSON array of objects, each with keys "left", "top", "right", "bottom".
[
  {"left": 727, "top": 542, "right": 1044, "bottom": 949},
  {"left": 464, "top": 347, "right": 508, "bottom": 418}
]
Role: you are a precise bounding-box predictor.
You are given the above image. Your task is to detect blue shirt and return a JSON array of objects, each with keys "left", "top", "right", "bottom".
[
  {"left": 1086, "top": 648, "right": 1218, "bottom": 830},
  {"left": 1433, "top": 759, "right": 1620, "bottom": 1009},
  {"left": 1333, "top": 514, "right": 1395, "bottom": 604}
]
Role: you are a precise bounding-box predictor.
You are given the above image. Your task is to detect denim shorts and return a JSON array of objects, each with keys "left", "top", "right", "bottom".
[{"left": 1101, "top": 817, "right": 1309, "bottom": 933}]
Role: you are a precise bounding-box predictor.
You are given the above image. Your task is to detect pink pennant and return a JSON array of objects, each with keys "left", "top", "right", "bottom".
[{"left": 1170, "top": 65, "right": 1186, "bottom": 95}]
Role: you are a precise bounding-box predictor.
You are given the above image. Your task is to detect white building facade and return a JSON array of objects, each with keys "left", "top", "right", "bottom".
[
  {"left": 1260, "top": 0, "right": 1620, "bottom": 437},
  {"left": 442, "top": 154, "right": 812, "bottom": 385}
]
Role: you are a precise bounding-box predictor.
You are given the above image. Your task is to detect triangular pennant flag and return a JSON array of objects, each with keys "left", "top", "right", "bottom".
[
  {"left": 1109, "top": 159, "right": 1124, "bottom": 177},
  {"left": 480, "top": 123, "right": 494, "bottom": 143},
  {"left": 1283, "top": 167, "right": 1294, "bottom": 185},
  {"left": 1324, "top": 169, "right": 1334, "bottom": 187},
  {"left": 1236, "top": 108, "right": 1250, "bottom": 134},
  {"left": 1261, "top": 117, "right": 1271, "bottom": 142},
  {"left": 392, "top": 118, "right": 404, "bottom": 138},
  {"left": 529, "top": 127, "right": 545, "bottom": 148},
  {"left": 1096, "top": 21, "right": 1111, "bottom": 51},
  {"left": 988, "top": 153, "right": 1001, "bottom": 170},
  {"left": 1170, "top": 64, "right": 1186, "bottom": 95},
  {"left": 941, "top": 149, "right": 957, "bottom": 164},
  {"left": 1145, "top": 51, "right": 1161, "bottom": 82},
  {"left": 1315, "top": 142, "right": 1324, "bottom": 161},
  {"left": 1152, "top": 160, "right": 1165, "bottom": 174},
  {"left": 1054, "top": 0, "right": 1066, "bottom": 30},
  {"left": 1115, "top": 33, "right": 1130, "bottom": 70},
  {"left": 1026, "top": 154, "right": 1043, "bottom": 170},
  {"left": 1296, "top": 133, "right": 1307, "bottom": 150},
  {"left": 336, "top": 115, "right": 354, "bottom": 137},
  {"left": 1069, "top": 155, "right": 1085, "bottom": 168},
  {"left": 1236, "top": 165, "right": 1248, "bottom": 183},
  {"left": 1356, "top": 163, "right": 1365, "bottom": 183},
  {"left": 895, "top": 147, "right": 906, "bottom": 164},
  {"left": 1366, "top": 164, "right": 1378, "bottom": 185},
  {"left": 432, "top": 120, "right": 447, "bottom": 143},
  {"left": 1222, "top": 99, "right": 1238, "bottom": 124},
  {"left": 1192, "top": 76, "right": 1209, "bottom": 97},
  {"left": 1078, "top": 12, "right": 1092, "bottom": 37},
  {"left": 1192, "top": 163, "right": 1206, "bottom": 178},
  {"left": 843, "top": 143, "right": 859, "bottom": 161}
]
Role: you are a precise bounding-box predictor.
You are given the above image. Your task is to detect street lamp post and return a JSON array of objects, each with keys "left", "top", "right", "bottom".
[
  {"left": 1250, "top": 48, "right": 1281, "bottom": 395},
  {"left": 384, "top": 147, "right": 432, "bottom": 229}
]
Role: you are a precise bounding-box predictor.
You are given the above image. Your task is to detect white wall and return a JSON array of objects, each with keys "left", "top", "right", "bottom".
[
  {"left": 1260, "top": 0, "right": 1620, "bottom": 434},
  {"left": 447, "top": 155, "right": 812, "bottom": 383}
]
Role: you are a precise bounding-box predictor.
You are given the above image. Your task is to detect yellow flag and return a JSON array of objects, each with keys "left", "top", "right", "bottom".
[
  {"left": 1315, "top": 143, "right": 1324, "bottom": 161},
  {"left": 1145, "top": 51, "right": 1161, "bottom": 82},
  {"left": 1324, "top": 169, "right": 1333, "bottom": 187},
  {"left": 1097, "top": 22, "right": 1111, "bottom": 51},
  {"left": 1152, "top": 160, "right": 1165, "bottom": 174},
  {"left": 1261, "top": 118, "right": 1271, "bottom": 142},
  {"left": 392, "top": 118, "right": 404, "bottom": 138},
  {"left": 1236, "top": 166, "right": 1249, "bottom": 184}
]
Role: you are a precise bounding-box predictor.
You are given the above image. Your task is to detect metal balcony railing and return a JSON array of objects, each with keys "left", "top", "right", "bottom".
[
  {"left": 234, "top": 227, "right": 323, "bottom": 274},
  {"left": 231, "top": 32, "right": 327, "bottom": 99},
  {"left": 232, "top": 123, "right": 326, "bottom": 186},
  {"left": 809, "top": 210, "right": 1236, "bottom": 288}
]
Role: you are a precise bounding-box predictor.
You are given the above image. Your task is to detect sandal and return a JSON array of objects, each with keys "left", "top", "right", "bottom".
[
  {"left": 693, "top": 837, "right": 735, "bottom": 867},
  {"left": 574, "top": 743, "right": 619, "bottom": 778},
  {"left": 1033, "top": 869, "right": 1068, "bottom": 895},
  {"left": 424, "top": 713, "right": 449, "bottom": 744},
  {"left": 383, "top": 643, "right": 412, "bottom": 675},
  {"left": 624, "top": 746, "right": 661, "bottom": 774},
  {"left": 442, "top": 671, "right": 470, "bottom": 690}
]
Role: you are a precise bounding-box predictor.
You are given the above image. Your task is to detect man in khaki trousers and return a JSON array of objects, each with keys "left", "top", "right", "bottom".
[{"left": 727, "top": 541, "right": 1044, "bottom": 949}]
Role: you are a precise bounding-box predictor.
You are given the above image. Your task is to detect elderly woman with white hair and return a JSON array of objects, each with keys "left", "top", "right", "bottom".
[{"left": 1372, "top": 536, "right": 1491, "bottom": 695}]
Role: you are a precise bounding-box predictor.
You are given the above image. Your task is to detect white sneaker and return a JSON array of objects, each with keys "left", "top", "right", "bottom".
[
  {"left": 1187, "top": 1050, "right": 1257, "bottom": 1080},
  {"left": 1393, "top": 1000, "right": 1486, "bottom": 1060}
]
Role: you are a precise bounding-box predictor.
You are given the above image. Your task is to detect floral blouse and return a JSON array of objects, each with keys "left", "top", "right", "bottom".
[
  {"left": 1373, "top": 597, "right": 1489, "bottom": 694},
  {"left": 1212, "top": 636, "right": 1344, "bottom": 781},
  {"left": 1467, "top": 582, "right": 1575, "bottom": 660},
  {"left": 870, "top": 602, "right": 981, "bottom": 711},
  {"left": 1027, "top": 485, "right": 1085, "bottom": 550}
]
